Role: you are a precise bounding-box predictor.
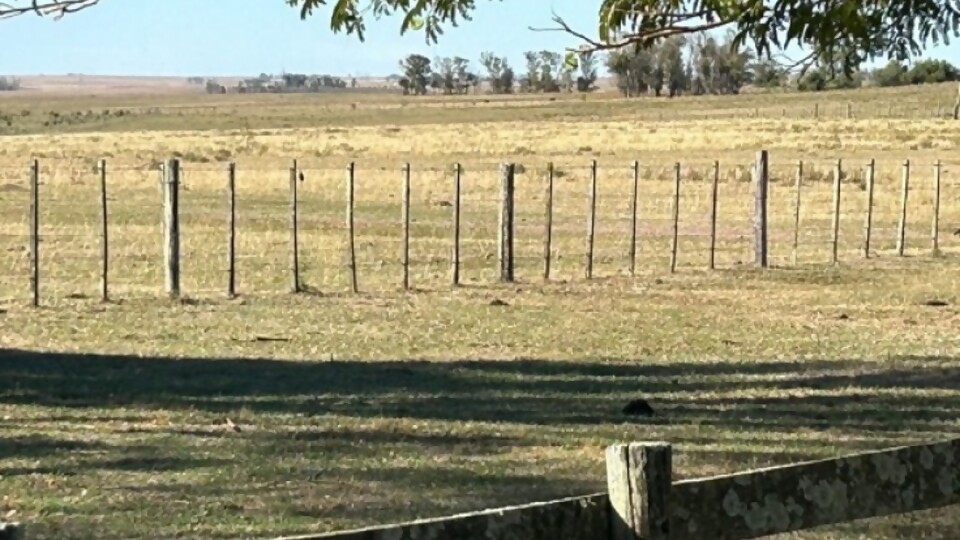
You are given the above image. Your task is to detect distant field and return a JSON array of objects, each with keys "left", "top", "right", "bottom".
[{"left": 1, "top": 80, "right": 959, "bottom": 540}]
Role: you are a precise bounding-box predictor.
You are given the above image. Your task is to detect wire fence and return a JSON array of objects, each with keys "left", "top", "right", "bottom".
[{"left": 0, "top": 154, "right": 956, "bottom": 305}]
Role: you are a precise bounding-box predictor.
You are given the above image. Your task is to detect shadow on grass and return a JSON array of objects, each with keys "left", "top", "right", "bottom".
[{"left": 3, "top": 347, "right": 958, "bottom": 433}]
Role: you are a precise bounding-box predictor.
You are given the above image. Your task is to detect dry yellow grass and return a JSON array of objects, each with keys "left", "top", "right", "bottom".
[{"left": 1, "top": 83, "right": 960, "bottom": 540}]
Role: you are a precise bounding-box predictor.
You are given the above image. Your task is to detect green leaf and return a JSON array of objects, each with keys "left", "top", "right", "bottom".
[
  {"left": 564, "top": 52, "right": 579, "bottom": 70},
  {"left": 408, "top": 15, "right": 425, "bottom": 31}
]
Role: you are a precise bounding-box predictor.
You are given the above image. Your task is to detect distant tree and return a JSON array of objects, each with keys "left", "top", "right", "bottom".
[
  {"left": 871, "top": 60, "right": 907, "bottom": 87},
  {"left": 751, "top": 59, "right": 787, "bottom": 88},
  {"left": 660, "top": 36, "right": 687, "bottom": 97},
  {"left": 399, "top": 54, "right": 432, "bottom": 95},
  {"left": 0, "top": 76, "right": 21, "bottom": 92},
  {"left": 606, "top": 45, "right": 653, "bottom": 97},
  {"left": 576, "top": 51, "right": 599, "bottom": 92},
  {"left": 523, "top": 51, "right": 541, "bottom": 93},
  {"left": 480, "top": 52, "right": 514, "bottom": 94},
  {"left": 205, "top": 79, "right": 226, "bottom": 94},
  {"left": 904, "top": 59, "right": 960, "bottom": 85}
]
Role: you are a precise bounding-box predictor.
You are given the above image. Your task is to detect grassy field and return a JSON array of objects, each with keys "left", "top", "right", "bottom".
[{"left": 1, "top": 81, "right": 960, "bottom": 540}]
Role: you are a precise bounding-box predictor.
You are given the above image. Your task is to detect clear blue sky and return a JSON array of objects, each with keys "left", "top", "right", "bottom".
[{"left": 4, "top": 0, "right": 959, "bottom": 77}]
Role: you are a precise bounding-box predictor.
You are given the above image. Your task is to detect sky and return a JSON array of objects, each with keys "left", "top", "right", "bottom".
[{"left": 3, "top": 0, "right": 960, "bottom": 77}]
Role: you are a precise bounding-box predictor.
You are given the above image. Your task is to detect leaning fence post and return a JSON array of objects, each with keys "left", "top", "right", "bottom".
[
  {"left": 708, "top": 160, "right": 719, "bottom": 270},
  {"left": 606, "top": 442, "right": 672, "bottom": 540},
  {"left": 498, "top": 162, "right": 515, "bottom": 282},
  {"left": 793, "top": 160, "right": 803, "bottom": 265},
  {"left": 669, "top": 162, "right": 681, "bottom": 274},
  {"left": 897, "top": 160, "right": 910, "bottom": 257},
  {"left": 753, "top": 150, "right": 769, "bottom": 268},
  {"left": 28, "top": 159, "right": 39, "bottom": 307},
  {"left": 289, "top": 160, "right": 300, "bottom": 293},
  {"left": 932, "top": 160, "right": 942, "bottom": 255},
  {"left": 99, "top": 159, "right": 109, "bottom": 302},
  {"left": 863, "top": 159, "right": 875, "bottom": 258},
  {"left": 346, "top": 162, "right": 359, "bottom": 293},
  {"left": 162, "top": 158, "right": 181, "bottom": 298},
  {"left": 401, "top": 163, "right": 411, "bottom": 291}
]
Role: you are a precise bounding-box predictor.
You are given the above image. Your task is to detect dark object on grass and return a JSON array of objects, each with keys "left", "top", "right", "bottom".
[
  {"left": 298, "top": 171, "right": 305, "bottom": 183},
  {"left": 489, "top": 298, "right": 509, "bottom": 307},
  {"left": 622, "top": 399, "right": 655, "bottom": 417},
  {"left": 923, "top": 299, "right": 949, "bottom": 307},
  {"left": 837, "top": 313, "right": 850, "bottom": 320}
]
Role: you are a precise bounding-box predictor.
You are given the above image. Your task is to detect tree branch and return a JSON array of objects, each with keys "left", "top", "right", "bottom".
[{"left": 0, "top": 0, "right": 100, "bottom": 20}]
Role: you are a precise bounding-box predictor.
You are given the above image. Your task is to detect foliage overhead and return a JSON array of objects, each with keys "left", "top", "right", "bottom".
[{"left": 7, "top": 1, "right": 960, "bottom": 74}]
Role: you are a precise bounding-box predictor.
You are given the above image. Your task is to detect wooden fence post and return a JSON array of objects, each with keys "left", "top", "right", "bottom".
[
  {"left": 498, "top": 163, "right": 515, "bottom": 283},
  {"left": 289, "top": 160, "right": 300, "bottom": 293},
  {"left": 753, "top": 150, "right": 769, "bottom": 268},
  {"left": 585, "top": 160, "right": 597, "bottom": 279},
  {"left": 846, "top": 102, "right": 852, "bottom": 119},
  {"left": 629, "top": 160, "right": 639, "bottom": 276},
  {"left": 452, "top": 163, "right": 461, "bottom": 286},
  {"left": 28, "top": 159, "right": 39, "bottom": 307},
  {"left": 99, "top": 159, "right": 109, "bottom": 302},
  {"left": 792, "top": 160, "right": 803, "bottom": 265},
  {"left": 831, "top": 158, "right": 842, "bottom": 265},
  {"left": 162, "top": 158, "right": 181, "bottom": 298},
  {"left": 863, "top": 159, "right": 875, "bottom": 259},
  {"left": 346, "top": 162, "right": 358, "bottom": 293},
  {"left": 814, "top": 103, "right": 819, "bottom": 119},
  {"left": 227, "top": 162, "right": 237, "bottom": 298},
  {"left": 402, "top": 163, "right": 411, "bottom": 291},
  {"left": 953, "top": 82, "right": 960, "bottom": 120},
  {"left": 606, "top": 442, "right": 672, "bottom": 540},
  {"left": 669, "top": 162, "right": 681, "bottom": 274},
  {"left": 897, "top": 160, "right": 910, "bottom": 257},
  {"left": 543, "top": 162, "right": 554, "bottom": 281},
  {"left": 708, "top": 160, "right": 719, "bottom": 270},
  {"left": 932, "top": 160, "right": 942, "bottom": 255}
]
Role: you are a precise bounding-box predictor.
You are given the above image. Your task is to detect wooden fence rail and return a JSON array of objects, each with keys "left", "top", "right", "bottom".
[
  {"left": 277, "top": 437, "right": 960, "bottom": 540},
  {"left": 7, "top": 150, "right": 955, "bottom": 305}
]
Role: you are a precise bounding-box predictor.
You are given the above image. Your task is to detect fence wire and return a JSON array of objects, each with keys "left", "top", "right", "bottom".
[{"left": 0, "top": 156, "right": 956, "bottom": 304}]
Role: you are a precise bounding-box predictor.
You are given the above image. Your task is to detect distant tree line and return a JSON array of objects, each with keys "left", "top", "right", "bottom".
[
  {"left": 392, "top": 30, "right": 958, "bottom": 98},
  {"left": 0, "top": 76, "right": 21, "bottom": 92},
  {"left": 393, "top": 50, "right": 598, "bottom": 96},
  {"left": 187, "top": 73, "right": 358, "bottom": 94}
]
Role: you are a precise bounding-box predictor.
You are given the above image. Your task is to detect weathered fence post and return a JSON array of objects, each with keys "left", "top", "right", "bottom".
[
  {"left": 28, "top": 159, "right": 39, "bottom": 307},
  {"left": 629, "top": 160, "right": 639, "bottom": 276},
  {"left": 897, "top": 160, "right": 910, "bottom": 257},
  {"left": 863, "top": 159, "right": 875, "bottom": 259},
  {"left": 953, "top": 82, "right": 960, "bottom": 120},
  {"left": 227, "top": 162, "right": 237, "bottom": 298},
  {"left": 846, "top": 102, "right": 852, "bottom": 119},
  {"left": 99, "top": 159, "right": 109, "bottom": 302},
  {"left": 289, "top": 160, "right": 300, "bottom": 293},
  {"left": 346, "top": 162, "right": 358, "bottom": 293},
  {"left": 831, "top": 158, "right": 842, "bottom": 265},
  {"left": 498, "top": 163, "right": 515, "bottom": 283},
  {"left": 932, "top": 160, "right": 942, "bottom": 255},
  {"left": 162, "top": 158, "right": 181, "bottom": 298},
  {"left": 402, "top": 163, "right": 411, "bottom": 291},
  {"left": 543, "top": 162, "right": 554, "bottom": 281},
  {"left": 708, "top": 160, "right": 719, "bottom": 270},
  {"left": 669, "top": 162, "right": 681, "bottom": 274},
  {"left": 452, "top": 163, "right": 461, "bottom": 286},
  {"left": 585, "top": 160, "right": 597, "bottom": 279},
  {"left": 814, "top": 102, "right": 819, "bottom": 119},
  {"left": 792, "top": 160, "right": 803, "bottom": 265},
  {"left": 753, "top": 150, "right": 769, "bottom": 268},
  {"left": 606, "top": 442, "right": 672, "bottom": 540}
]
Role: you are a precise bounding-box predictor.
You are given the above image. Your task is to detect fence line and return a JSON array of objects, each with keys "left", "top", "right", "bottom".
[{"left": 1, "top": 151, "right": 957, "bottom": 305}]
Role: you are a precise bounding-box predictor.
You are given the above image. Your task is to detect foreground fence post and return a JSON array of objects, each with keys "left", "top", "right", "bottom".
[
  {"left": 227, "top": 162, "right": 237, "bottom": 298},
  {"left": 792, "top": 160, "right": 803, "bottom": 265},
  {"left": 897, "top": 160, "right": 910, "bottom": 257},
  {"left": 708, "top": 161, "right": 719, "bottom": 270},
  {"left": 162, "top": 158, "right": 181, "bottom": 298},
  {"left": 669, "top": 163, "right": 681, "bottom": 274},
  {"left": 753, "top": 150, "right": 769, "bottom": 268},
  {"left": 498, "top": 163, "right": 515, "bottom": 282},
  {"left": 606, "top": 442, "right": 672, "bottom": 540},
  {"left": 0, "top": 522, "right": 25, "bottom": 540},
  {"left": 28, "top": 159, "right": 39, "bottom": 307},
  {"left": 99, "top": 159, "right": 109, "bottom": 302}
]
